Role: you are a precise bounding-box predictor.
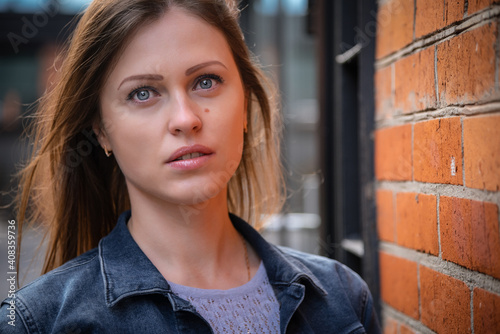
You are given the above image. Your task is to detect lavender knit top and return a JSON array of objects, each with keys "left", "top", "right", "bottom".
[{"left": 168, "top": 262, "right": 280, "bottom": 333}]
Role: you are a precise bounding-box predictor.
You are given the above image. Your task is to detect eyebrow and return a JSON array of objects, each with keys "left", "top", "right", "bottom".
[
  {"left": 117, "top": 61, "right": 227, "bottom": 90},
  {"left": 118, "top": 74, "right": 164, "bottom": 90},
  {"left": 185, "top": 61, "right": 227, "bottom": 76}
]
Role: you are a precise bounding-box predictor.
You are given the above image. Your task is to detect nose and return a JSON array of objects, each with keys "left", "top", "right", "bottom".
[{"left": 167, "top": 93, "right": 202, "bottom": 135}]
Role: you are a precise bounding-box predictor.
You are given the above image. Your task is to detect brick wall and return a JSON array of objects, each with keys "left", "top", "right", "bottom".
[{"left": 374, "top": 0, "right": 500, "bottom": 332}]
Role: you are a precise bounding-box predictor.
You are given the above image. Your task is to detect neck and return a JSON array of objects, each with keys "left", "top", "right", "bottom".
[{"left": 126, "top": 187, "right": 256, "bottom": 289}]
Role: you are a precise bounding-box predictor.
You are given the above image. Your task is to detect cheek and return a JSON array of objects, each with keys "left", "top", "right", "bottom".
[
  {"left": 101, "top": 103, "right": 152, "bottom": 143},
  {"left": 99, "top": 105, "right": 131, "bottom": 143},
  {"left": 114, "top": 126, "right": 157, "bottom": 156},
  {"left": 102, "top": 114, "right": 158, "bottom": 167},
  {"left": 223, "top": 115, "right": 245, "bottom": 166},
  {"left": 109, "top": 131, "right": 159, "bottom": 186},
  {"left": 217, "top": 91, "right": 246, "bottom": 127}
]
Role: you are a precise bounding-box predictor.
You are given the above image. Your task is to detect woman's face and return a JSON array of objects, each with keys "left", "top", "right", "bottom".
[{"left": 98, "top": 7, "right": 247, "bottom": 207}]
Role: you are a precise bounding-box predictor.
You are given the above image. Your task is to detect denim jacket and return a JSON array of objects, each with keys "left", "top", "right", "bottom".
[{"left": 1, "top": 211, "right": 380, "bottom": 333}]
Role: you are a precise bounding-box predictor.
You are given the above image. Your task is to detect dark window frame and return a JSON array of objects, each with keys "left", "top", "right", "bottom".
[{"left": 315, "top": 0, "right": 380, "bottom": 317}]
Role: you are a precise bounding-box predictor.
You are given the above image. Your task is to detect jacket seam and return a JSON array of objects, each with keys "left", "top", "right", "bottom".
[
  {"left": 272, "top": 246, "right": 328, "bottom": 296},
  {"left": 50, "top": 253, "right": 98, "bottom": 274},
  {"left": 361, "top": 288, "right": 368, "bottom": 325},
  {"left": 15, "top": 295, "right": 40, "bottom": 334}
]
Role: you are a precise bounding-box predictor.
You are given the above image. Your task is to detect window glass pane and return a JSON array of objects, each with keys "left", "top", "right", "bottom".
[
  {"left": 283, "top": 0, "right": 308, "bottom": 16},
  {"left": 253, "top": 0, "right": 308, "bottom": 16},
  {"left": 244, "top": 0, "right": 320, "bottom": 253},
  {"left": 0, "top": 0, "right": 92, "bottom": 13},
  {"left": 0, "top": 0, "right": 47, "bottom": 12},
  {"left": 59, "top": 0, "right": 92, "bottom": 14},
  {"left": 254, "top": 0, "right": 279, "bottom": 16}
]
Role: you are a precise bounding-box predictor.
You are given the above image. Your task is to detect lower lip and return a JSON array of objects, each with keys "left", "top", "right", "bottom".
[{"left": 166, "top": 154, "right": 213, "bottom": 170}]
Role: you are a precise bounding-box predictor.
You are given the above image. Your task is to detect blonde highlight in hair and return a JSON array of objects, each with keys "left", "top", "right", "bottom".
[{"left": 16, "top": 0, "right": 284, "bottom": 274}]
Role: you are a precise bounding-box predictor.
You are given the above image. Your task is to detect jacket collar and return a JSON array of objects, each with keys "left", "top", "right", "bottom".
[
  {"left": 229, "top": 214, "right": 327, "bottom": 296},
  {"left": 99, "top": 210, "right": 327, "bottom": 307}
]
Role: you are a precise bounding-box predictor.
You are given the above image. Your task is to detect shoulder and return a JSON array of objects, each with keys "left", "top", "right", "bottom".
[
  {"left": 0, "top": 248, "right": 103, "bottom": 333},
  {"left": 273, "top": 245, "right": 378, "bottom": 329},
  {"left": 275, "top": 245, "right": 369, "bottom": 293},
  {"left": 17, "top": 247, "right": 101, "bottom": 297}
]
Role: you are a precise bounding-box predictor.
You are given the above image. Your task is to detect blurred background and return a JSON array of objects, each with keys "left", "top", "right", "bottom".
[
  {"left": 0, "top": 0, "right": 324, "bottom": 299},
  {"left": 3, "top": 1, "right": 498, "bottom": 331}
]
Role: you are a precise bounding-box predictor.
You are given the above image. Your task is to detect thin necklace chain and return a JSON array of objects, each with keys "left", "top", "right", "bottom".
[{"left": 240, "top": 234, "right": 251, "bottom": 282}]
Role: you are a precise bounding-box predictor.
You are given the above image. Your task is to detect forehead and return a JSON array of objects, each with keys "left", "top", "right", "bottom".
[{"left": 109, "top": 7, "right": 235, "bottom": 78}]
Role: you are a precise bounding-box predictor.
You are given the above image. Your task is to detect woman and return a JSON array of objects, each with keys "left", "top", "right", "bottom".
[{"left": 1, "top": 0, "right": 380, "bottom": 333}]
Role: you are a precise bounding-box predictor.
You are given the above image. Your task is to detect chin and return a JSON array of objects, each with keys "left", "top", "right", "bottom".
[
  {"left": 164, "top": 188, "right": 226, "bottom": 224},
  {"left": 165, "top": 185, "right": 226, "bottom": 206}
]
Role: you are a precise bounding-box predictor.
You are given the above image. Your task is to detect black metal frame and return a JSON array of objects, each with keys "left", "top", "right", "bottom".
[
  {"left": 0, "top": 9, "right": 75, "bottom": 56},
  {"left": 316, "top": 0, "right": 380, "bottom": 317}
]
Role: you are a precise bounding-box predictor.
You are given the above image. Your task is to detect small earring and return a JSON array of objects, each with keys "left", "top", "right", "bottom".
[{"left": 104, "top": 146, "right": 112, "bottom": 157}]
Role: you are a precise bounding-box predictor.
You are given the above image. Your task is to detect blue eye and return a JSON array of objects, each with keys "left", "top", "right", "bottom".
[
  {"left": 127, "top": 86, "right": 158, "bottom": 103},
  {"left": 194, "top": 74, "right": 224, "bottom": 91},
  {"left": 136, "top": 90, "right": 150, "bottom": 101},
  {"left": 199, "top": 79, "right": 213, "bottom": 89}
]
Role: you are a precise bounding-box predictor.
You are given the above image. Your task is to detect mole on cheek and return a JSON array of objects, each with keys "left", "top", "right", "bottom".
[{"left": 204, "top": 108, "right": 210, "bottom": 113}]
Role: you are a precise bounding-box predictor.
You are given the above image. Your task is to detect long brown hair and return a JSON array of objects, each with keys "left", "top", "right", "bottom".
[{"left": 16, "top": 0, "right": 284, "bottom": 275}]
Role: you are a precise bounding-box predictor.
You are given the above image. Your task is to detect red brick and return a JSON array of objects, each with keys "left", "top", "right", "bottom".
[
  {"left": 445, "top": 0, "right": 466, "bottom": 24},
  {"left": 376, "top": 0, "right": 414, "bottom": 59},
  {"left": 394, "top": 47, "right": 436, "bottom": 113},
  {"left": 382, "top": 317, "right": 398, "bottom": 334},
  {"left": 464, "top": 114, "right": 500, "bottom": 191},
  {"left": 414, "top": 117, "right": 463, "bottom": 185},
  {"left": 440, "top": 197, "right": 500, "bottom": 279},
  {"left": 474, "top": 288, "right": 500, "bottom": 334},
  {"left": 468, "top": 0, "right": 495, "bottom": 14},
  {"left": 379, "top": 252, "right": 419, "bottom": 319},
  {"left": 375, "top": 65, "right": 393, "bottom": 119},
  {"left": 415, "top": 0, "right": 465, "bottom": 37},
  {"left": 437, "top": 23, "right": 496, "bottom": 105},
  {"left": 400, "top": 323, "right": 415, "bottom": 334},
  {"left": 377, "top": 190, "right": 395, "bottom": 242},
  {"left": 382, "top": 318, "right": 416, "bottom": 334},
  {"left": 375, "top": 125, "right": 412, "bottom": 181},
  {"left": 471, "top": 201, "right": 500, "bottom": 279},
  {"left": 396, "top": 192, "right": 439, "bottom": 254},
  {"left": 415, "top": 0, "right": 443, "bottom": 37},
  {"left": 440, "top": 196, "right": 474, "bottom": 268},
  {"left": 420, "top": 266, "right": 471, "bottom": 333}
]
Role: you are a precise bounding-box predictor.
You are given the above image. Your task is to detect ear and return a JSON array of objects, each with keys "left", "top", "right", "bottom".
[
  {"left": 244, "top": 92, "right": 249, "bottom": 128},
  {"left": 92, "top": 119, "right": 111, "bottom": 152}
]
